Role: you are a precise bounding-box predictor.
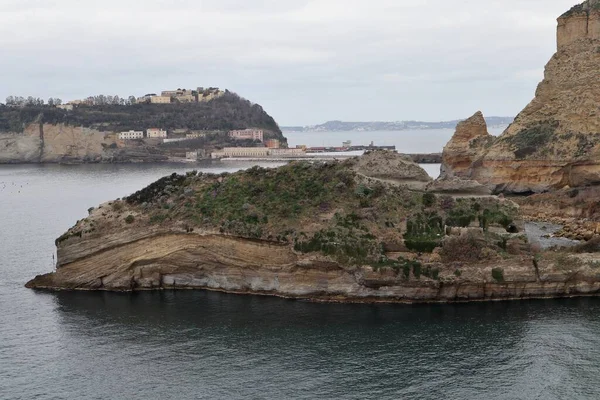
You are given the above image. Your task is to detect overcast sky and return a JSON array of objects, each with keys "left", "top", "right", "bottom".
[{"left": 0, "top": 0, "right": 576, "bottom": 125}]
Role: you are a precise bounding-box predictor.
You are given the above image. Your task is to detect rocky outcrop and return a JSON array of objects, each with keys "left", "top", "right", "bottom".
[
  {"left": 351, "top": 150, "right": 432, "bottom": 189},
  {"left": 558, "top": 0, "right": 600, "bottom": 49},
  {"left": 25, "top": 157, "right": 600, "bottom": 303},
  {"left": 426, "top": 176, "right": 492, "bottom": 196},
  {"left": 0, "top": 123, "right": 168, "bottom": 163},
  {"left": 442, "top": 1, "right": 600, "bottom": 193},
  {"left": 440, "top": 111, "right": 493, "bottom": 179}
]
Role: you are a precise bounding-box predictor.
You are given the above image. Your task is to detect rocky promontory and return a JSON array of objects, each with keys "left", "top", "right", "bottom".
[
  {"left": 27, "top": 152, "right": 600, "bottom": 303},
  {"left": 0, "top": 91, "right": 284, "bottom": 164},
  {"left": 442, "top": 0, "right": 600, "bottom": 194}
]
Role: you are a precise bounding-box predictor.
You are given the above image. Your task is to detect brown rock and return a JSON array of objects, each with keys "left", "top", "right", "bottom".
[
  {"left": 441, "top": 1, "right": 600, "bottom": 194},
  {"left": 440, "top": 111, "right": 493, "bottom": 179}
]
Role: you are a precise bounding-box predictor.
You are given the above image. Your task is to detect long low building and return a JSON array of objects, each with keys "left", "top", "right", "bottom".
[
  {"left": 212, "top": 147, "right": 307, "bottom": 159},
  {"left": 212, "top": 147, "right": 270, "bottom": 158}
]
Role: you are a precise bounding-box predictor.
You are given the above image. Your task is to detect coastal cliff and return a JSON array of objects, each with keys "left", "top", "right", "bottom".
[
  {"left": 27, "top": 152, "right": 600, "bottom": 303},
  {"left": 0, "top": 91, "right": 285, "bottom": 164},
  {"left": 442, "top": 0, "right": 600, "bottom": 193},
  {"left": 0, "top": 123, "right": 168, "bottom": 163}
]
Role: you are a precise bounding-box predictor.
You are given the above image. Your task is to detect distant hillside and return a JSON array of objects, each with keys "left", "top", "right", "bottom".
[
  {"left": 283, "top": 117, "right": 514, "bottom": 132},
  {"left": 0, "top": 91, "right": 285, "bottom": 143}
]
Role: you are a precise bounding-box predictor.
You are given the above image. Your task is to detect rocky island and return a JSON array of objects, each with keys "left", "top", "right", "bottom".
[
  {"left": 25, "top": 0, "right": 600, "bottom": 303},
  {"left": 26, "top": 150, "right": 600, "bottom": 302}
]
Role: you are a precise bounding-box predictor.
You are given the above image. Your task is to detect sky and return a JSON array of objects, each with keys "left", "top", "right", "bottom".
[{"left": 0, "top": 0, "right": 577, "bottom": 125}]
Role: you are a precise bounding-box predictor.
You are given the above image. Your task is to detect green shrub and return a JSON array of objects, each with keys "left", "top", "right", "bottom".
[
  {"left": 491, "top": 268, "right": 505, "bottom": 282},
  {"left": 422, "top": 192, "right": 436, "bottom": 208},
  {"left": 412, "top": 263, "right": 422, "bottom": 278},
  {"left": 125, "top": 215, "right": 135, "bottom": 224},
  {"left": 446, "top": 209, "right": 476, "bottom": 227}
]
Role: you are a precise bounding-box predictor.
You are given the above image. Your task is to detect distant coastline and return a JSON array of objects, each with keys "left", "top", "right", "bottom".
[{"left": 282, "top": 117, "right": 514, "bottom": 132}]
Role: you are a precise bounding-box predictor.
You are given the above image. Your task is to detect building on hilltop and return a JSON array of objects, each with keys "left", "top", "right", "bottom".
[
  {"left": 175, "top": 94, "right": 196, "bottom": 103},
  {"left": 150, "top": 96, "right": 171, "bottom": 104},
  {"left": 146, "top": 128, "right": 167, "bottom": 138},
  {"left": 228, "top": 129, "right": 264, "bottom": 142},
  {"left": 118, "top": 130, "right": 144, "bottom": 140}
]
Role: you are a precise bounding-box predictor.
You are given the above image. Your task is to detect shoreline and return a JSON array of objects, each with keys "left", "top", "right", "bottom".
[{"left": 26, "top": 282, "right": 600, "bottom": 305}]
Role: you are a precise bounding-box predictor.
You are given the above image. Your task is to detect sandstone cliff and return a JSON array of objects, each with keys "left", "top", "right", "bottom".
[
  {"left": 26, "top": 153, "right": 600, "bottom": 303},
  {"left": 442, "top": 0, "right": 600, "bottom": 193},
  {"left": 0, "top": 123, "right": 168, "bottom": 163}
]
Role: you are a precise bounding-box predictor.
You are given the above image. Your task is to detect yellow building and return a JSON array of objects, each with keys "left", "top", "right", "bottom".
[
  {"left": 212, "top": 147, "right": 270, "bottom": 158},
  {"left": 150, "top": 96, "right": 171, "bottom": 104}
]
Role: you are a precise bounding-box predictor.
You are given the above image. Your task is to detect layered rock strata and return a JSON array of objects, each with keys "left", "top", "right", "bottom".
[
  {"left": 0, "top": 123, "right": 168, "bottom": 163},
  {"left": 441, "top": 0, "right": 600, "bottom": 193}
]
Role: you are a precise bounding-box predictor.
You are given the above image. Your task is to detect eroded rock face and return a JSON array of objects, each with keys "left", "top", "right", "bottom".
[
  {"left": 351, "top": 150, "right": 432, "bottom": 188},
  {"left": 25, "top": 227, "right": 600, "bottom": 302},
  {"left": 440, "top": 111, "right": 493, "bottom": 179},
  {"left": 442, "top": 1, "right": 600, "bottom": 193},
  {"left": 426, "top": 175, "right": 492, "bottom": 196},
  {"left": 0, "top": 123, "right": 168, "bottom": 163}
]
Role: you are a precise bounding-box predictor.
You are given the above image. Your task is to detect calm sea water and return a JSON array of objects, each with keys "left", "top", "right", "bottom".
[
  {"left": 2, "top": 130, "right": 600, "bottom": 399},
  {"left": 283, "top": 127, "right": 506, "bottom": 153}
]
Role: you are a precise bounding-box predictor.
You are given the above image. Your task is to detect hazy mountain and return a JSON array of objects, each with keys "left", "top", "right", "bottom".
[{"left": 282, "top": 117, "right": 514, "bottom": 132}]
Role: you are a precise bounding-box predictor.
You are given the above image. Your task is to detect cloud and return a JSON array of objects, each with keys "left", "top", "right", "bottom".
[{"left": 0, "top": 0, "right": 576, "bottom": 124}]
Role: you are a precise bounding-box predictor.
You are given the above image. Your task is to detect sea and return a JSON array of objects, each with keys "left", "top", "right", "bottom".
[{"left": 2, "top": 129, "right": 600, "bottom": 400}]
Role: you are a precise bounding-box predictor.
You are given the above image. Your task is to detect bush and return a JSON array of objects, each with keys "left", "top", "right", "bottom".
[
  {"left": 422, "top": 192, "right": 436, "bottom": 208},
  {"left": 440, "top": 234, "right": 485, "bottom": 262},
  {"left": 412, "top": 263, "right": 422, "bottom": 278},
  {"left": 125, "top": 215, "right": 135, "bottom": 224},
  {"left": 491, "top": 268, "right": 504, "bottom": 282},
  {"left": 446, "top": 209, "right": 476, "bottom": 227}
]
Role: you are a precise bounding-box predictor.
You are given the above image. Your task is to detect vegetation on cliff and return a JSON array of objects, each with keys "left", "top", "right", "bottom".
[
  {"left": 0, "top": 92, "right": 284, "bottom": 143},
  {"left": 110, "top": 158, "right": 521, "bottom": 268}
]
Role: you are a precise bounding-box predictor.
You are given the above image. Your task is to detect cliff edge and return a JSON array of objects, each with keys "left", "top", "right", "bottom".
[{"left": 442, "top": 0, "right": 600, "bottom": 193}]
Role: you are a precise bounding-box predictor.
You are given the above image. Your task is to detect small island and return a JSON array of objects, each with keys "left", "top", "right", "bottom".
[{"left": 25, "top": 0, "right": 600, "bottom": 303}]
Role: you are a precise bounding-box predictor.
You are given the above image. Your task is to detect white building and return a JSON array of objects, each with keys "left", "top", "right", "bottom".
[
  {"left": 118, "top": 130, "right": 144, "bottom": 140},
  {"left": 146, "top": 128, "right": 167, "bottom": 138}
]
